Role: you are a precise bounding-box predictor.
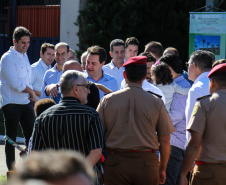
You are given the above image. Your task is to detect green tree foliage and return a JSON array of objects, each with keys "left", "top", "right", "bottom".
[{"left": 76, "top": 0, "right": 206, "bottom": 65}]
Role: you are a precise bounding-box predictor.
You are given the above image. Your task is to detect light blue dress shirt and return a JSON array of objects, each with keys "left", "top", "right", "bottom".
[
  {"left": 31, "top": 59, "right": 51, "bottom": 100},
  {"left": 86, "top": 70, "right": 118, "bottom": 100},
  {"left": 41, "top": 65, "right": 63, "bottom": 99}
]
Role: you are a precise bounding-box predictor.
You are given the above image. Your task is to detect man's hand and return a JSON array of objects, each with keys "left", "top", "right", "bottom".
[
  {"left": 34, "top": 90, "right": 41, "bottom": 97},
  {"left": 22, "top": 86, "right": 37, "bottom": 103},
  {"left": 178, "top": 175, "right": 188, "bottom": 185},
  {"left": 86, "top": 148, "right": 102, "bottom": 167},
  {"left": 158, "top": 134, "right": 171, "bottom": 184},
  {"left": 159, "top": 169, "right": 166, "bottom": 184},
  {"left": 46, "top": 84, "right": 59, "bottom": 98},
  {"left": 29, "top": 90, "right": 37, "bottom": 103}
]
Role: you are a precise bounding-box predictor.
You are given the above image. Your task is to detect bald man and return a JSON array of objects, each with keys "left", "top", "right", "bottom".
[
  {"left": 41, "top": 42, "right": 70, "bottom": 99},
  {"left": 48, "top": 60, "right": 83, "bottom": 103},
  {"left": 63, "top": 60, "right": 83, "bottom": 72}
]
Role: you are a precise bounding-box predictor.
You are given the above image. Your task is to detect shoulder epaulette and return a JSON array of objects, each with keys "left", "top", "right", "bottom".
[
  {"left": 196, "top": 94, "right": 211, "bottom": 101},
  {"left": 147, "top": 91, "right": 162, "bottom": 98}
]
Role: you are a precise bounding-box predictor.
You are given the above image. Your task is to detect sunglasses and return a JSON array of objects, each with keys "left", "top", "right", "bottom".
[{"left": 76, "top": 83, "right": 91, "bottom": 89}]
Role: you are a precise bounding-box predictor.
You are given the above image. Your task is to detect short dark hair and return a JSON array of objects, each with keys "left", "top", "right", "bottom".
[
  {"left": 13, "top": 26, "right": 31, "bottom": 43},
  {"left": 206, "top": 51, "right": 215, "bottom": 63},
  {"left": 163, "top": 47, "right": 179, "bottom": 57},
  {"left": 212, "top": 59, "right": 226, "bottom": 68},
  {"left": 211, "top": 71, "right": 226, "bottom": 87},
  {"left": 125, "top": 64, "right": 147, "bottom": 83},
  {"left": 87, "top": 45, "right": 107, "bottom": 64},
  {"left": 125, "top": 37, "right": 139, "bottom": 49},
  {"left": 139, "top": 52, "right": 156, "bottom": 63},
  {"left": 34, "top": 98, "right": 56, "bottom": 117},
  {"left": 12, "top": 150, "right": 95, "bottom": 184},
  {"left": 159, "top": 54, "right": 183, "bottom": 74},
  {"left": 190, "top": 50, "right": 212, "bottom": 71},
  {"left": 55, "top": 42, "right": 70, "bottom": 53},
  {"left": 151, "top": 63, "right": 173, "bottom": 85},
  {"left": 144, "top": 41, "right": 163, "bottom": 58},
  {"left": 110, "top": 39, "right": 125, "bottom": 52},
  {"left": 40, "top": 43, "right": 54, "bottom": 55}
]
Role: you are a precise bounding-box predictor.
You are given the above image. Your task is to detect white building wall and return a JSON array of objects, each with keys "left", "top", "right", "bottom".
[{"left": 60, "top": 0, "right": 80, "bottom": 54}]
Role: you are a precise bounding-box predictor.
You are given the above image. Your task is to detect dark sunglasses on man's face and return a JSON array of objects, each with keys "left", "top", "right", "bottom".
[{"left": 76, "top": 83, "right": 91, "bottom": 90}]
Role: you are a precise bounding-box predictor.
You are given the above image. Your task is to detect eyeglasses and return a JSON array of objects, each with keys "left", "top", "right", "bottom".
[
  {"left": 186, "top": 62, "right": 194, "bottom": 67},
  {"left": 76, "top": 83, "right": 91, "bottom": 89}
]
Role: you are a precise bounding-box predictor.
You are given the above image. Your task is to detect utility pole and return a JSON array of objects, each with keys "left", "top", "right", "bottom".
[{"left": 206, "top": 0, "right": 220, "bottom": 11}]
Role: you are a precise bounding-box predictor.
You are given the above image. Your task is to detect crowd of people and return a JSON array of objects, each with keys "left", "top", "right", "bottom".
[{"left": 1, "top": 26, "right": 226, "bottom": 185}]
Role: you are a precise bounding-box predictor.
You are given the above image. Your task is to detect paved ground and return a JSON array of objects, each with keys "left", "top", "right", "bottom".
[{"left": 0, "top": 144, "right": 24, "bottom": 176}]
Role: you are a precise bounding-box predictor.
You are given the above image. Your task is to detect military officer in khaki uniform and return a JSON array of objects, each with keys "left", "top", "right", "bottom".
[
  {"left": 179, "top": 63, "right": 226, "bottom": 185},
  {"left": 97, "top": 56, "right": 175, "bottom": 185}
]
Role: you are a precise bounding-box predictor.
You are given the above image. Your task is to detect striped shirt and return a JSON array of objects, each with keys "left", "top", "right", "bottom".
[
  {"left": 169, "top": 75, "right": 191, "bottom": 150},
  {"left": 31, "top": 97, "right": 105, "bottom": 156}
]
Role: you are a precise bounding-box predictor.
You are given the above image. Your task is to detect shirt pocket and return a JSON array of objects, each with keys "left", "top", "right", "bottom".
[{"left": 16, "top": 63, "right": 27, "bottom": 79}]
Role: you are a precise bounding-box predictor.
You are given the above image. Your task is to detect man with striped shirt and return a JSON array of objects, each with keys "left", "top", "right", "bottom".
[{"left": 31, "top": 70, "right": 104, "bottom": 169}]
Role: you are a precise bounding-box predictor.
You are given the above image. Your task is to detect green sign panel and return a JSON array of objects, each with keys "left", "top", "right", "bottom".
[{"left": 189, "top": 12, "right": 226, "bottom": 60}]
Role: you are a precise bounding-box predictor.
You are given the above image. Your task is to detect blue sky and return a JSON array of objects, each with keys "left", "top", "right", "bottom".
[{"left": 194, "top": 35, "right": 220, "bottom": 49}]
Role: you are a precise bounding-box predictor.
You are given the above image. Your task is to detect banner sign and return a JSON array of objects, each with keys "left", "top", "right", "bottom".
[{"left": 189, "top": 12, "right": 226, "bottom": 60}]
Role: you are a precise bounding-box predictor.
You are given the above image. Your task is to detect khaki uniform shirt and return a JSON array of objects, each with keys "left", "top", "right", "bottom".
[
  {"left": 188, "top": 89, "right": 226, "bottom": 163},
  {"left": 97, "top": 83, "right": 175, "bottom": 150}
]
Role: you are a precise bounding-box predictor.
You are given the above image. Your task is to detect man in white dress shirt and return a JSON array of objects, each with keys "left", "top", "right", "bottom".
[
  {"left": 185, "top": 50, "right": 212, "bottom": 143},
  {"left": 102, "top": 39, "right": 125, "bottom": 88},
  {"left": 31, "top": 43, "right": 55, "bottom": 100},
  {"left": 0, "top": 26, "right": 36, "bottom": 170}
]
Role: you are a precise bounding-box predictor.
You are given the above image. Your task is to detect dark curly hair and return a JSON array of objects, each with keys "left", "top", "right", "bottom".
[
  {"left": 151, "top": 63, "right": 173, "bottom": 85},
  {"left": 159, "top": 54, "right": 183, "bottom": 74}
]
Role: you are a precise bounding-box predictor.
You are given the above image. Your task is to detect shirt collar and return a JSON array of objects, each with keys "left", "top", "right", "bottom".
[
  {"left": 39, "top": 58, "right": 51, "bottom": 70},
  {"left": 102, "top": 70, "right": 109, "bottom": 80},
  {"left": 109, "top": 60, "right": 116, "bottom": 69},
  {"left": 173, "top": 74, "right": 184, "bottom": 83},
  {"left": 125, "top": 82, "right": 143, "bottom": 89},
  {"left": 10, "top": 46, "right": 27, "bottom": 57},
  {"left": 53, "top": 64, "right": 61, "bottom": 72},
  {"left": 215, "top": 89, "right": 226, "bottom": 94},
  {"left": 109, "top": 60, "right": 125, "bottom": 69},
  {"left": 194, "top": 71, "right": 210, "bottom": 84},
  {"left": 86, "top": 70, "right": 109, "bottom": 81},
  {"left": 60, "top": 97, "right": 81, "bottom": 103}
]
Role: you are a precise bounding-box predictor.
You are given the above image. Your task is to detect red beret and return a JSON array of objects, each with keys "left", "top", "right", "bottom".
[
  {"left": 122, "top": 56, "right": 147, "bottom": 67},
  {"left": 208, "top": 63, "right": 226, "bottom": 78}
]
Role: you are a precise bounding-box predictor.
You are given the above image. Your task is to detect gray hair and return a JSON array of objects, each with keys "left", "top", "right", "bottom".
[
  {"left": 60, "top": 70, "right": 86, "bottom": 96},
  {"left": 81, "top": 51, "right": 88, "bottom": 62}
]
